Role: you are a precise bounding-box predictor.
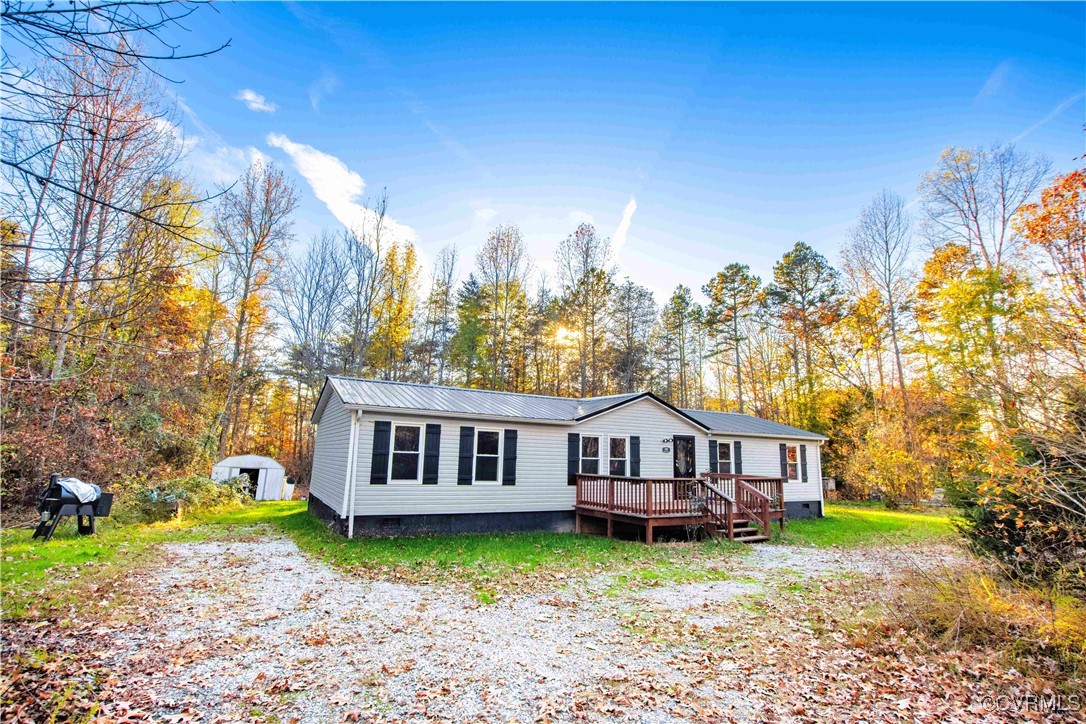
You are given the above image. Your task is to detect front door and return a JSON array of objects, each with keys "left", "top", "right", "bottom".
[{"left": 673, "top": 436, "right": 696, "bottom": 478}]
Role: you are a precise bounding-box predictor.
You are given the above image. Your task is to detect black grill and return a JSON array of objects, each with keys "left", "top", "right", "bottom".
[{"left": 32, "top": 473, "right": 113, "bottom": 542}]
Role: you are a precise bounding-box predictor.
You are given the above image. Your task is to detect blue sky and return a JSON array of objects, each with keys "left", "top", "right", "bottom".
[{"left": 166, "top": 2, "right": 1085, "bottom": 299}]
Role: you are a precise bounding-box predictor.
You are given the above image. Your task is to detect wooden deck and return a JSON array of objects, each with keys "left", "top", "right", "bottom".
[{"left": 574, "top": 472, "right": 786, "bottom": 544}]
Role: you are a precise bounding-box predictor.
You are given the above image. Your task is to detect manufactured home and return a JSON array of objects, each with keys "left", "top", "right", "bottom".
[{"left": 308, "top": 376, "right": 827, "bottom": 542}]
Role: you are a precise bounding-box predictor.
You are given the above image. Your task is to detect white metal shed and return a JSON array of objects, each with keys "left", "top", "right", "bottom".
[{"left": 211, "top": 454, "right": 293, "bottom": 501}]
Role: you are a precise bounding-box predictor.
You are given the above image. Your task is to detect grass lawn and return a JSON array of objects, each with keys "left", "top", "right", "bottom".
[
  {"left": 2, "top": 499, "right": 958, "bottom": 619},
  {"left": 778, "top": 500, "right": 957, "bottom": 547}
]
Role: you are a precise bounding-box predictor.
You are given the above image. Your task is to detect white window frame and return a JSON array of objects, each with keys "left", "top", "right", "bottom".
[
  {"left": 388, "top": 423, "right": 424, "bottom": 484},
  {"left": 607, "top": 435, "right": 629, "bottom": 477},
  {"left": 473, "top": 428, "right": 503, "bottom": 485},
  {"left": 786, "top": 444, "right": 799, "bottom": 481},
  {"left": 580, "top": 434, "right": 601, "bottom": 475},
  {"left": 717, "top": 440, "right": 733, "bottom": 473}
]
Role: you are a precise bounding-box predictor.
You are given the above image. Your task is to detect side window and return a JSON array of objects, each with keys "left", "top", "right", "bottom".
[
  {"left": 475, "top": 429, "right": 501, "bottom": 482},
  {"left": 609, "top": 436, "right": 627, "bottom": 476},
  {"left": 390, "top": 424, "right": 422, "bottom": 482},
  {"left": 580, "top": 435, "right": 600, "bottom": 474},
  {"left": 786, "top": 444, "right": 799, "bottom": 480}
]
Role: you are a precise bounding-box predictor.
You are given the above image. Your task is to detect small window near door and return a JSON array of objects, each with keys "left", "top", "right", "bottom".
[
  {"left": 391, "top": 425, "right": 422, "bottom": 481},
  {"left": 475, "top": 429, "right": 501, "bottom": 482},
  {"left": 609, "top": 436, "right": 628, "bottom": 476},
  {"left": 786, "top": 444, "right": 799, "bottom": 480},
  {"left": 718, "top": 442, "right": 732, "bottom": 474},
  {"left": 580, "top": 435, "right": 600, "bottom": 474}
]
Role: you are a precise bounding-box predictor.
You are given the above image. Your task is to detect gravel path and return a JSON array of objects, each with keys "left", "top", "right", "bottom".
[{"left": 95, "top": 537, "right": 966, "bottom": 722}]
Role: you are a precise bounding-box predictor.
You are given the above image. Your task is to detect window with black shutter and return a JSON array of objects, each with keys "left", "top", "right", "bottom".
[
  {"left": 474, "top": 429, "right": 501, "bottom": 483},
  {"left": 580, "top": 435, "right": 600, "bottom": 474},
  {"left": 389, "top": 424, "right": 422, "bottom": 482}
]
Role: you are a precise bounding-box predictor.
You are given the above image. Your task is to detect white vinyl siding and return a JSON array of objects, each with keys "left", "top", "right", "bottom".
[
  {"left": 346, "top": 397, "right": 713, "bottom": 516},
  {"left": 350, "top": 412, "right": 567, "bottom": 515},
  {"left": 309, "top": 389, "right": 353, "bottom": 508},
  {"left": 711, "top": 435, "right": 823, "bottom": 503},
  {"left": 573, "top": 399, "right": 712, "bottom": 480},
  {"left": 310, "top": 392, "right": 824, "bottom": 518}
]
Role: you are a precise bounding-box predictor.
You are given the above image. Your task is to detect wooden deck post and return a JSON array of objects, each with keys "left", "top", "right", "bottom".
[
  {"left": 607, "top": 516, "right": 613, "bottom": 538},
  {"left": 645, "top": 520, "right": 654, "bottom": 545},
  {"left": 644, "top": 479, "right": 653, "bottom": 518}
]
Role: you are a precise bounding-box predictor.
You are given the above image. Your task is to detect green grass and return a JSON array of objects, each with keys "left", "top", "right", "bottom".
[
  {"left": 2, "top": 502, "right": 743, "bottom": 617},
  {"left": 2, "top": 498, "right": 957, "bottom": 620},
  {"left": 777, "top": 501, "right": 956, "bottom": 547},
  {"left": 0, "top": 507, "right": 274, "bottom": 620}
]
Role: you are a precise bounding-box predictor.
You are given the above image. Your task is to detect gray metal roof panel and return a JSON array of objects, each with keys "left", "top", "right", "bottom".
[
  {"left": 320, "top": 377, "right": 825, "bottom": 440},
  {"left": 328, "top": 377, "right": 581, "bottom": 421},
  {"left": 680, "top": 408, "right": 827, "bottom": 440},
  {"left": 574, "top": 392, "right": 644, "bottom": 418}
]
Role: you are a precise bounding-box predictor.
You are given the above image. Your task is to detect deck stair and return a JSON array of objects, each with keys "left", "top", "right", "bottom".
[{"left": 574, "top": 473, "right": 785, "bottom": 544}]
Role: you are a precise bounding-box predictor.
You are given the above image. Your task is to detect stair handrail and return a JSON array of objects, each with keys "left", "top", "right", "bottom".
[
  {"left": 735, "top": 478, "right": 771, "bottom": 536},
  {"left": 696, "top": 479, "right": 735, "bottom": 538}
]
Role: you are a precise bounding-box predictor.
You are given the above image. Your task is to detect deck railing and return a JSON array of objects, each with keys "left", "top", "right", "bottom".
[
  {"left": 575, "top": 472, "right": 782, "bottom": 541},
  {"left": 575, "top": 474, "right": 714, "bottom": 517}
]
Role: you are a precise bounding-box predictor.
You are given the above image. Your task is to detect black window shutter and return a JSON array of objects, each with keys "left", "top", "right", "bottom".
[
  {"left": 567, "top": 432, "right": 580, "bottom": 485},
  {"left": 423, "top": 424, "right": 441, "bottom": 484},
  {"left": 458, "top": 426, "right": 474, "bottom": 485},
  {"left": 734, "top": 440, "right": 743, "bottom": 474},
  {"left": 708, "top": 440, "right": 719, "bottom": 474},
  {"left": 370, "top": 421, "right": 391, "bottom": 485},
  {"left": 800, "top": 444, "right": 808, "bottom": 482},
  {"left": 502, "top": 429, "right": 518, "bottom": 485},
  {"left": 630, "top": 436, "right": 641, "bottom": 477},
  {"left": 779, "top": 443, "right": 788, "bottom": 479}
]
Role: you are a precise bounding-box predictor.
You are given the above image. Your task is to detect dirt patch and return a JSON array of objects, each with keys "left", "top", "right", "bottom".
[
  {"left": 4, "top": 536, "right": 1068, "bottom": 723},
  {"left": 742, "top": 542, "right": 969, "bottom": 578},
  {"left": 639, "top": 580, "right": 762, "bottom": 608}
]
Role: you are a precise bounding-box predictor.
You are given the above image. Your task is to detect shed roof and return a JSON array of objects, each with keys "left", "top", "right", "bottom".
[
  {"left": 316, "top": 376, "right": 824, "bottom": 440},
  {"left": 213, "top": 454, "right": 285, "bottom": 470}
]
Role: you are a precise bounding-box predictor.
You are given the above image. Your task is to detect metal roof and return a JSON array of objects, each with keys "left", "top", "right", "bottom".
[
  {"left": 327, "top": 376, "right": 583, "bottom": 421},
  {"left": 574, "top": 392, "right": 644, "bottom": 418},
  {"left": 681, "top": 408, "right": 828, "bottom": 440},
  {"left": 318, "top": 376, "right": 825, "bottom": 440}
]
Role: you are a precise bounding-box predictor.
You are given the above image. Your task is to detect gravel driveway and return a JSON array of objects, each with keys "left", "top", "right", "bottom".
[{"left": 79, "top": 535, "right": 971, "bottom": 722}]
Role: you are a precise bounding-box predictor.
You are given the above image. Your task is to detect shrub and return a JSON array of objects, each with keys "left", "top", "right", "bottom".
[
  {"left": 955, "top": 431, "right": 1086, "bottom": 599},
  {"left": 842, "top": 416, "right": 935, "bottom": 507},
  {"left": 111, "top": 474, "right": 250, "bottom": 524},
  {"left": 894, "top": 569, "right": 1086, "bottom": 691}
]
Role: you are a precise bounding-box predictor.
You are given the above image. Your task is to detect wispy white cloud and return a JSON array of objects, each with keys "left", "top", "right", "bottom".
[
  {"left": 567, "top": 210, "right": 595, "bottom": 227},
  {"left": 1011, "top": 92, "right": 1085, "bottom": 144},
  {"left": 308, "top": 71, "right": 340, "bottom": 112},
  {"left": 193, "top": 145, "right": 268, "bottom": 185},
  {"left": 266, "top": 132, "right": 415, "bottom": 243},
  {"left": 474, "top": 206, "right": 498, "bottom": 222},
  {"left": 612, "top": 197, "right": 638, "bottom": 257},
  {"left": 170, "top": 96, "right": 264, "bottom": 184},
  {"left": 234, "top": 88, "right": 278, "bottom": 113},
  {"left": 974, "top": 60, "right": 1012, "bottom": 104}
]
